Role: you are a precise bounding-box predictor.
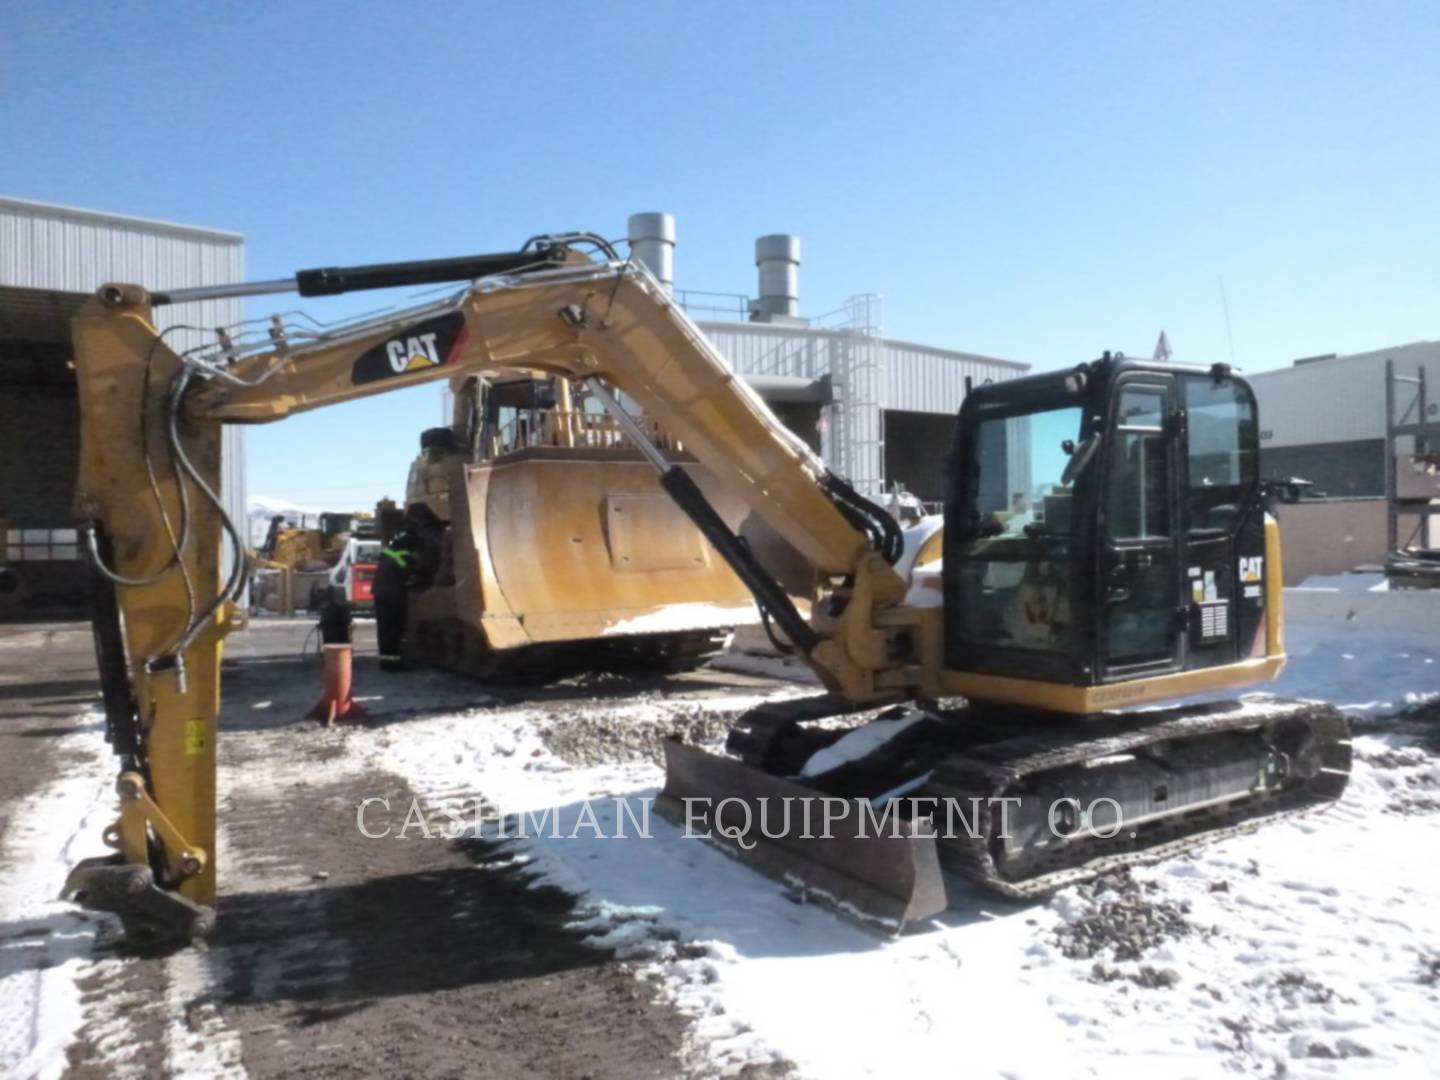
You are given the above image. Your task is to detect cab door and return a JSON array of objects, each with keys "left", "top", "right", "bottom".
[{"left": 1098, "top": 376, "right": 1184, "bottom": 678}]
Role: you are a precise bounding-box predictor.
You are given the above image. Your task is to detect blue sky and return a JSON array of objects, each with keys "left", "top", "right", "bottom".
[{"left": 3, "top": 2, "right": 1436, "bottom": 505}]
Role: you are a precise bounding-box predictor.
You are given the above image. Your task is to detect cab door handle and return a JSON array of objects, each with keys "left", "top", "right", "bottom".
[
  {"left": 1105, "top": 549, "right": 1153, "bottom": 602},
  {"left": 1105, "top": 559, "right": 1135, "bottom": 603}
]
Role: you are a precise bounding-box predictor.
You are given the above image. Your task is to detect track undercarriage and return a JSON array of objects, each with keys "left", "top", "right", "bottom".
[
  {"left": 405, "top": 615, "right": 732, "bottom": 681},
  {"left": 659, "top": 695, "right": 1352, "bottom": 928}
]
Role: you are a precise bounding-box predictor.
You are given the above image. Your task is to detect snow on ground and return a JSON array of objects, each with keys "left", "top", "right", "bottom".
[
  {"left": 8, "top": 621, "right": 1440, "bottom": 1078},
  {"left": 1263, "top": 624, "right": 1439, "bottom": 714},
  {"left": 709, "top": 648, "right": 822, "bottom": 686},
  {"left": 600, "top": 603, "right": 760, "bottom": 636},
  {"left": 0, "top": 718, "right": 116, "bottom": 1080},
  {"left": 1026, "top": 769, "right": 1440, "bottom": 1077},
  {"left": 348, "top": 621, "right": 1440, "bottom": 1078}
]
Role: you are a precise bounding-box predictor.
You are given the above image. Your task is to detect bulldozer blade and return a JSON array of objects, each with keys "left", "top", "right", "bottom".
[{"left": 657, "top": 740, "right": 949, "bottom": 931}]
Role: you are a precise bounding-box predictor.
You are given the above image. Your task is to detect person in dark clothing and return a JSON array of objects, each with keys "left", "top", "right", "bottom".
[
  {"left": 374, "top": 527, "right": 418, "bottom": 672},
  {"left": 261, "top": 515, "right": 285, "bottom": 559}
]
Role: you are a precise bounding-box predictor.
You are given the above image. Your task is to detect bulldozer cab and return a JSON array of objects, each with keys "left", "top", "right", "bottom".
[
  {"left": 944, "top": 357, "right": 1266, "bottom": 689},
  {"left": 452, "top": 373, "right": 669, "bottom": 461},
  {"left": 317, "top": 511, "right": 356, "bottom": 546},
  {"left": 471, "top": 375, "right": 558, "bottom": 458}
]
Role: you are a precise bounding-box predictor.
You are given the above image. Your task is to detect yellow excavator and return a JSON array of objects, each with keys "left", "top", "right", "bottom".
[{"left": 62, "top": 234, "right": 1349, "bottom": 943}]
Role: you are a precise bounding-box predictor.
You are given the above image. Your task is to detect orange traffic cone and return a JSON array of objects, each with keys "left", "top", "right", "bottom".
[{"left": 309, "top": 643, "right": 366, "bottom": 726}]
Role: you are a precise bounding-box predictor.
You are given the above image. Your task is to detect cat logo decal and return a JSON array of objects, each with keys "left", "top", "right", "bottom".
[
  {"left": 386, "top": 332, "right": 442, "bottom": 373},
  {"left": 351, "top": 312, "right": 468, "bottom": 386}
]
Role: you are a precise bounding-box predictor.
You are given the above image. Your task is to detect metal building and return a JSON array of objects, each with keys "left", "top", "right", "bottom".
[
  {"left": 0, "top": 196, "right": 246, "bottom": 616},
  {"left": 1250, "top": 340, "right": 1440, "bottom": 497},
  {"left": 1249, "top": 340, "right": 1440, "bottom": 582},
  {"left": 628, "top": 214, "right": 1029, "bottom": 503}
]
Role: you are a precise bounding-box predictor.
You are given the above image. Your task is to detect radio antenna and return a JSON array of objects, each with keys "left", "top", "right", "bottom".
[{"left": 1217, "top": 274, "right": 1237, "bottom": 366}]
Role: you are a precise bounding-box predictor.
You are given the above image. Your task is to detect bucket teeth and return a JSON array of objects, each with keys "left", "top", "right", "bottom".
[{"left": 62, "top": 854, "right": 215, "bottom": 951}]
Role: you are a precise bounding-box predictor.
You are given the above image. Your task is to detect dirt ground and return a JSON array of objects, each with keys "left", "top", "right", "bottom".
[
  {"left": 0, "top": 623, "right": 106, "bottom": 837},
  {"left": 0, "top": 618, "right": 789, "bottom": 1079}
]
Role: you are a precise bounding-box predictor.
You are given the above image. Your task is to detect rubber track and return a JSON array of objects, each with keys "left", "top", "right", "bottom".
[
  {"left": 724, "top": 693, "right": 1352, "bottom": 901},
  {"left": 922, "top": 698, "right": 1352, "bottom": 897}
]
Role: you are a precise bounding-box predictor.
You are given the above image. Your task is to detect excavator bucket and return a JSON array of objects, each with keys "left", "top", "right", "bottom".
[
  {"left": 658, "top": 740, "right": 950, "bottom": 930},
  {"left": 456, "top": 456, "right": 758, "bottom": 642}
]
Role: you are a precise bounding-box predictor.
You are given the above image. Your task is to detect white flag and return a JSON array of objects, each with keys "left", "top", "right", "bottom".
[{"left": 1153, "top": 330, "right": 1172, "bottom": 362}]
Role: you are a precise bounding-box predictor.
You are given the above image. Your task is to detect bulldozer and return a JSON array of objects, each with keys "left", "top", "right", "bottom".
[
  {"left": 258, "top": 509, "right": 375, "bottom": 571},
  {"left": 252, "top": 507, "right": 378, "bottom": 614},
  {"left": 390, "top": 369, "right": 775, "bottom": 678},
  {"left": 59, "top": 233, "right": 1350, "bottom": 944}
]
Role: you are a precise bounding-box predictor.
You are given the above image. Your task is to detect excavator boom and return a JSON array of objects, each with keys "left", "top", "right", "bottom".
[{"left": 62, "top": 239, "right": 910, "bottom": 943}]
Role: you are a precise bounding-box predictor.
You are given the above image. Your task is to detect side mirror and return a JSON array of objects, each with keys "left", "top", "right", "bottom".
[{"left": 1061, "top": 434, "right": 1101, "bottom": 487}]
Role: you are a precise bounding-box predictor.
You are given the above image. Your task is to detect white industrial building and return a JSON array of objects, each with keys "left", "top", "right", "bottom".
[
  {"left": 1249, "top": 340, "right": 1440, "bottom": 582},
  {"left": 0, "top": 196, "right": 247, "bottom": 615},
  {"left": 1250, "top": 340, "right": 1439, "bottom": 497},
  {"left": 626, "top": 213, "right": 1029, "bottom": 503}
]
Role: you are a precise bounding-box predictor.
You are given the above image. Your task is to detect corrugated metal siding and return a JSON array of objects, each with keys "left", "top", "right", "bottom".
[
  {"left": 0, "top": 196, "right": 248, "bottom": 585},
  {"left": 697, "top": 320, "right": 1027, "bottom": 416},
  {"left": 879, "top": 338, "right": 1027, "bottom": 413},
  {"left": 699, "top": 323, "right": 833, "bottom": 381},
  {"left": 0, "top": 196, "right": 245, "bottom": 353},
  {"left": 1249, "top": 341, "right": 1439, "bottom": 448}
]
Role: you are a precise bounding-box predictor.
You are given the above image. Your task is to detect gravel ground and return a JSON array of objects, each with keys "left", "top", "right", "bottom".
[
  {"left": 1051, "top": 869, "right": 1207, "bottom": 964},
  {"left": 534, "top": 696, "right": 773, "bottom": 768},
  {"left": 1, "top": 618, "right": 802, "bottom": 1079},
  {"left": 0, "top": 623, "right": 103, "bottom": 836}
]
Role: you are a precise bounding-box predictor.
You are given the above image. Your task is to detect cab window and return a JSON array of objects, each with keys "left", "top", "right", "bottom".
[
  {"left": 952, "top": 405, "right": 1082, "bottom": 652},
  {"left": 1106, "top": 388, "right": 1170, "bottom": 540},
  {"left": 1184, "top": 376, "right": 1257, "bottom": 534}
]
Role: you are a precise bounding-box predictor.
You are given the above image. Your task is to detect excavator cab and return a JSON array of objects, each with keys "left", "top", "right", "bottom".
[
  {"left": 462, "top": 373, "right": 649, "bottom": 460},
  {"left": 664, "top": 357, "right": 1345, "bottom": 924},
  {"left": 945, "top": 356, "right": 1271, "bottom": 698},
  {"left": 469, "top": 374, "right": 558, "bottom": 458}
]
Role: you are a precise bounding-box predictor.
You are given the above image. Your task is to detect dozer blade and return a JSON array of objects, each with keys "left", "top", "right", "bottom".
[{"left": 657, "top": 740, "right": 950, "bottom": 931}]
